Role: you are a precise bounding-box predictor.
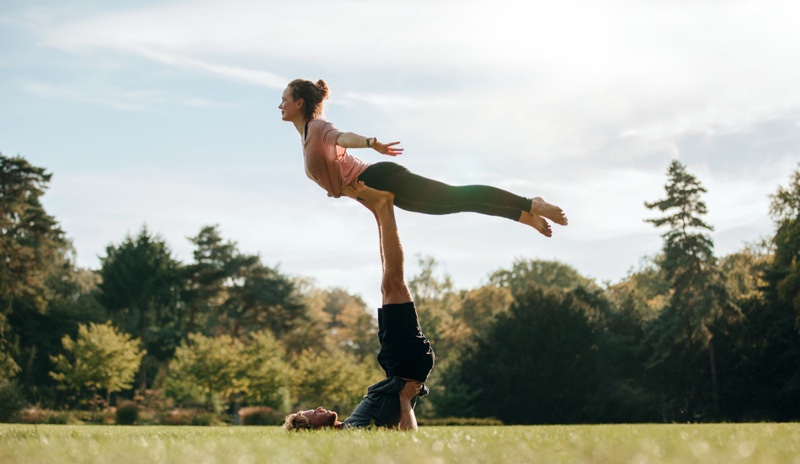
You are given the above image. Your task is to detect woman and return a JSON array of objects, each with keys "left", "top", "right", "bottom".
[{"left": 279, "top": 78, "right": 568, "bottom": 237}]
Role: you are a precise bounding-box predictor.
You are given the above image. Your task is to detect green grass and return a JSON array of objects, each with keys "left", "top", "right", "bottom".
[{"left": 1, "top": 423, "right": 799, "bottom": 464}]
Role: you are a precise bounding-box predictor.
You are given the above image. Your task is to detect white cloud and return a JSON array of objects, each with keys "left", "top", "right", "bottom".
[
  {"left": 20, "top": 0, "right": 800, "bottom": 156},
  {"left": 7, "top": 0, "right": 798, "bottom": 306},
  {"left": 21, "top": 80, "right": 239, "bottom": 110}
]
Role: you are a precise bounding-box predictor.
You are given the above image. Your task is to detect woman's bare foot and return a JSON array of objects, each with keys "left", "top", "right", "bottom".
[
  {"left": 519, "top": 211, "right": 552, "bottom": 237},
  {"left": 350, "top": 181, "right": 394, "bottom": 210},
  {"left": 531, "top": 197, "right": 568, "bottom": 226}
]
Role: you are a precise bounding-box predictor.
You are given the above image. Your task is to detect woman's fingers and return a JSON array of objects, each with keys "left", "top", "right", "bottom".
[{"left": 369, "top": 140, "right": 403, "bottom": 156}]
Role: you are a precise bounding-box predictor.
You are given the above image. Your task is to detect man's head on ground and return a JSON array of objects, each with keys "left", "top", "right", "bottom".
[{"left": 283, "top": 407, "right": 341, "bottom": 431}]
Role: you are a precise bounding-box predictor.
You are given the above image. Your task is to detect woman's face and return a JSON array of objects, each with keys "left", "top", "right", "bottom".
[{"left": 279, "top": 86, "right": 303, "bottom": 121}]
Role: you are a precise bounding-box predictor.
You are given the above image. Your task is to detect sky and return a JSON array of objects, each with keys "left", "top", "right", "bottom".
[{"left": 1, "top": 0, "right": 799, "bottom": 309}]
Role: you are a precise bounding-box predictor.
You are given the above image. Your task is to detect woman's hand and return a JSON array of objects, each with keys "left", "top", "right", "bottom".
[{"left": 372, "top": 138, "right": 403, "bottom": 157}]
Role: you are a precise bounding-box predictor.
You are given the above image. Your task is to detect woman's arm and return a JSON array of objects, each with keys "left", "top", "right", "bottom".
[{"left": 337, "top": 133, "right": 404, "bottom": 156}]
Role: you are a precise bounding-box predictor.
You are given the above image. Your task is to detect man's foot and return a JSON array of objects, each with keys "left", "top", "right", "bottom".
[
  {"left": 531, "top": 197, "right": 568, "bottom": 226},
  {"left": 519, "top": 211, "right": 552, "bottom": 237}
]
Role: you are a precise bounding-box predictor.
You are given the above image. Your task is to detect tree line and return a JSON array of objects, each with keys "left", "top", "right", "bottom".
[{"left": 1, "top": 153, "right": 799, "bottom": 423}]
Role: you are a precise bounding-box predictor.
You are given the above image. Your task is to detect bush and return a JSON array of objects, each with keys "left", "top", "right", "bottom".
[
  {"left": 20, "top": 407, "right": 48, "bottom": 424},
  {"left": 191, "top": 411, "right": 219, "bottom": 426},
  {"left": 0, "top": 380, "right": 25, "bottom": 422},
  {"left": 19, "top": 408, "right": 74, "bottom": 424},
  {"left": 160, "top": 408, "right": 221, "bottom": 426},
  {"left": 116, "top": 400, "right": 139, "bottom": 425},
  {"left": 47, "top": 412, "right": 70, "bottom": 424},
  {"left": 238, "top": 406, "right": 283, "bottom": 426}
]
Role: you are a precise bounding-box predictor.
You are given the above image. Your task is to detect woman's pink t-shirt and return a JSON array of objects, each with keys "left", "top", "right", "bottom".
[{"left": 303, "top": 119, "right": 370, "bottom": 198}]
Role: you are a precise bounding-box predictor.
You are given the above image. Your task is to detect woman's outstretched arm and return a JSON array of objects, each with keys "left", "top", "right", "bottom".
[{"left": 336, "top": 133, "right": 404, "bottom": 156}]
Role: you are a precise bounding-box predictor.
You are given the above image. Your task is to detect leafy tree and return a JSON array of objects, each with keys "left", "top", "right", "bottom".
[
  {"left": 409, "top": 256, "right": 468, "bottom": 365},
  {"left": 488, "top": 259, "right": 601, "bottom": 298},
  {"left": 427, "top": 286, "right": 510, "bottom": 419},
  {"left": 600, "top": 257, "right": 670, "bottom": 421},
  {"left": 607, "top": 256, "right": 670, "bottom": 316},
  {"left": 710, "top": 249, "right": 781, "bottom": 421},
  {"left": 0, "top": 314, "right": 20, "bottom": 380},
  {"left": 280, "top": 278, "right": 337, "bottom": 355},
  {"left": 16, "top": 262, "right": 107, "bottom": 407},
  {"left": 452, "top": 288, "right": 603, "bottom": 424},
  {"left": 719, "top": 243, "right": 772, "bottom": 302},
  {"left": 768, "top": 163, "right": 800, "bottom": 327},
  {"left": 643, "top": 160, "right": 739, "bottom": 420},
  {"left": 742, "top": 164, "right": 800, "bottom": 419},
  {"left": 166, "top": 332, "right": 245, "bottom": 410},
  {"left": 50, "top": 322, "right": 145, "bottom": 412},
  {"left": 459, "top": 285, "right": 514, "bottom": 340},
  {"left": 318, "top": 288, "right": 379, "bottom": 362},
  {"left": 0, "top": 377, "right": 25, "bottom": 422},
  {"left": 239, "top": 329, "right": 291, "bottom": 410},
  {"left": 97, "top": 226, "right": 183, "bottom": 390},
  {"left": 290, "top": 349, "right": 381, "bottom": 414},
  {"left": 183, "top": 225, "right": 305, "bottom": 339}
]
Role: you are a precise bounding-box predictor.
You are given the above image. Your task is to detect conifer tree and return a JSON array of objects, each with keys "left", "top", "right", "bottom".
[
  {"left": 644, "top": 160, "right": 738, "bottom": 420},
  {"left": 97, "top": 226, "right": 183, "bottom": 389}
]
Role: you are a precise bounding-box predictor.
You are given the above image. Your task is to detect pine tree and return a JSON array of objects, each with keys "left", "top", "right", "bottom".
[
  {"left": 0, "top": 154, "right": 66, "bottom": 314},
  {"left": 97, "top": 226, "right": 183, "bottom": 390},
  {"left": 643, "top": 160, "right": 738, "bottom": 420}
]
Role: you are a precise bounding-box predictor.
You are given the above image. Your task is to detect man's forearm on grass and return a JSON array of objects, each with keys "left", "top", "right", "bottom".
[{"left": 398, "top": 397, "right": 418, "bottom": 431}]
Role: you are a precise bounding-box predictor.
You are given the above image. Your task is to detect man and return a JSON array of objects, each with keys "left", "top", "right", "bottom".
[{"left": 283, "top": 183, "right": 435, "bottom": 431}]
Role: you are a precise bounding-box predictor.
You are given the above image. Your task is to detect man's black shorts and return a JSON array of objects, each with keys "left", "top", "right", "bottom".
[{"left": 376, "top": 302, "right": 435, "bottom": 383}]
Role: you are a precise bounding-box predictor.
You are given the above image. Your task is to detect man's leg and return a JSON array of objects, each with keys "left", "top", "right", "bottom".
[
  {"left": 350, "top": 182, "right": 412, "bottom": 305},
  {"left": 350, "top": 181, "right": 434, "bottom": 383}
]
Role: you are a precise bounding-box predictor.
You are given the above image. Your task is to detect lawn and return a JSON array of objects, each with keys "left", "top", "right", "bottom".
[{"left": 1, "top": 423, "right": 799, "bottom": 464}]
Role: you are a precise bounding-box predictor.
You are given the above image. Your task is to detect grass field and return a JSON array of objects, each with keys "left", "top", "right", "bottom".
[{"left": 1, "top": 423, "right": 799, "bottom": 464}]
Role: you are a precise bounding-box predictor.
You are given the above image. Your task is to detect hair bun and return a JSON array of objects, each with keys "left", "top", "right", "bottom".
[{"left": 316, "top": 79, "right": 330, "bottom": 100}]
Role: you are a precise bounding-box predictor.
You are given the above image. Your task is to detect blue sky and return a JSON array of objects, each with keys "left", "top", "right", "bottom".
[{"left": 2, "top": 0, "right": 799, "bottom": 309}]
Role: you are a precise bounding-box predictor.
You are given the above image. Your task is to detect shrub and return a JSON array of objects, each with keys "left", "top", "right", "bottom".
[
  {"left": 191, "top": 411, "right": 219, "bottom": 426},
  {"left": 116, "top": 400, "right": 139, "bottom": 425},
  {"left": 20, "top": 407, "right": 48, "bottom": 424},
  {"left": 47, "top": 412, "right": 70, "bottom": 424},
  {"left": 0, "top": 380, "right": 25, "bottom": 422},
  {"left": 160, "top": 408, "right": 194, "bottom": 426},
  {"left": 239, "top": 406, "right": 283, "bottom": 426},
  {"left": 160, "top": 408, "right": 221, "bottom": 426}
]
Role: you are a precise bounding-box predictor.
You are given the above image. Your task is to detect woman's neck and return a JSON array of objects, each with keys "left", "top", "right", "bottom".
[{"left": 292, "top": 116, "right": 312, "bottom": 136}]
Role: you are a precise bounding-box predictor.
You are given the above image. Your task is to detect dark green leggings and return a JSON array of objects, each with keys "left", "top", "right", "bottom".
[{"left": 358, "top": 162, "right": 533, "bottom": 221}]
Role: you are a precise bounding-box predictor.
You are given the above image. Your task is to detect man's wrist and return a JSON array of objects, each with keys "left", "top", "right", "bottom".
[{"left": 366, "top": 137, "right": 373, "bottom": 148}]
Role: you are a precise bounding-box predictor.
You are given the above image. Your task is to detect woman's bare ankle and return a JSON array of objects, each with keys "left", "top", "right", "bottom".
[
  {"left": 519, "top": 211, "right": 552, "bottom": 237},
  {"left": 530, "top": 197, "right": 568, "bottom": 226},
  {"left": 353, "top": 182, "right": 394, "bottom": 209}
]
